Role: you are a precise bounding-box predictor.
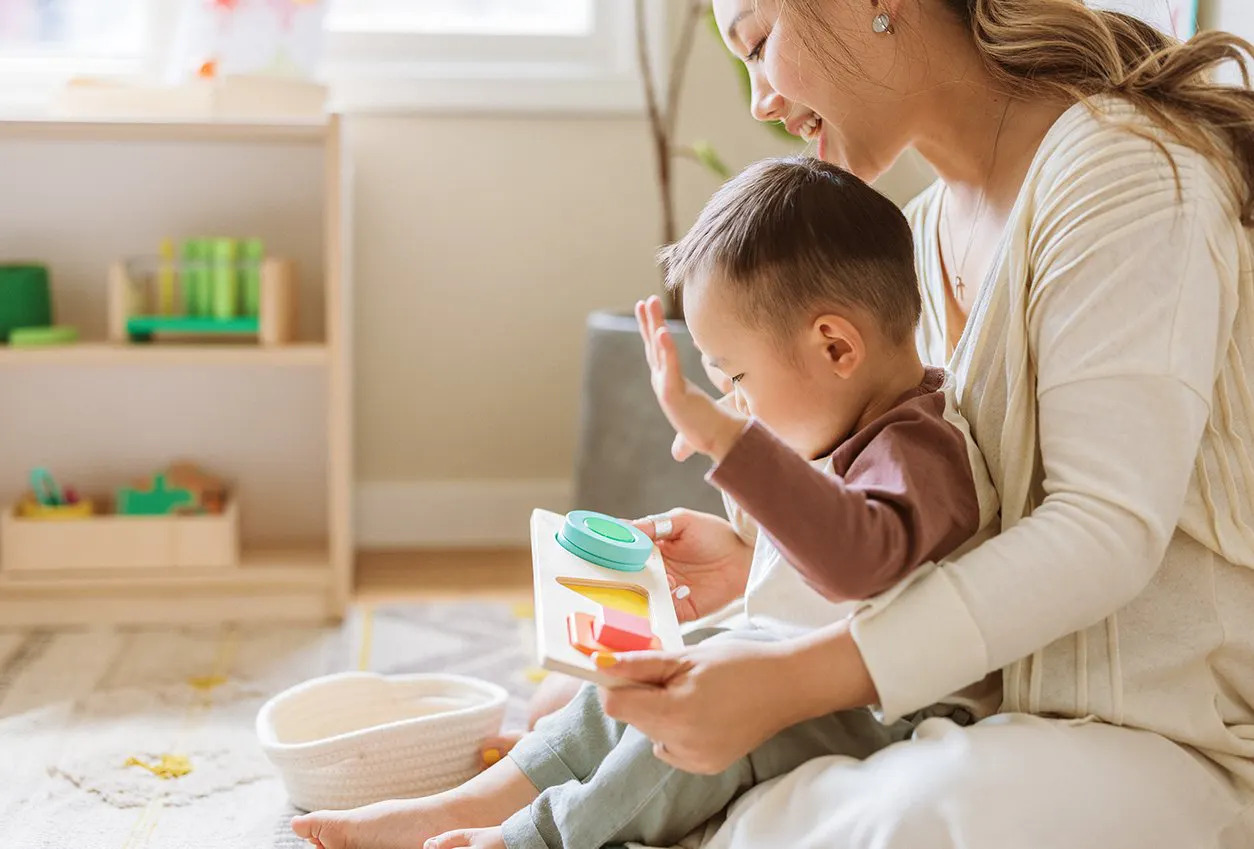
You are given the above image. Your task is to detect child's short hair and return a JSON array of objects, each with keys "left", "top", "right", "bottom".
[{"left": 659, "top": 156, "right": 920, "bottom": 344}]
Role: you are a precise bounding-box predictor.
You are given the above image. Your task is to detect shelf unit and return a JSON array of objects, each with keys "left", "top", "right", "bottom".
[{"left": 0, "top": 115, "right": 353, "bottom": 627}]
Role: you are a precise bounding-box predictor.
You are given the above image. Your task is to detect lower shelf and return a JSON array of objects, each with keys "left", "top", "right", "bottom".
[{"left": 0, "top": 547, "right": 344, "bottom": 626}]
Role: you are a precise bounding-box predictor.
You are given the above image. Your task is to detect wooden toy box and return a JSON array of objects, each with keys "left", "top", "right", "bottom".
[{"left": 1, "top": 499, "right": 239, "bottom": 573}]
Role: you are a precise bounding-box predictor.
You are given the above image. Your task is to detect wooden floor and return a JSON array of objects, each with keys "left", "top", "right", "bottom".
[{"left": 354, "top": 548, "right": 532, "bottom": 603}]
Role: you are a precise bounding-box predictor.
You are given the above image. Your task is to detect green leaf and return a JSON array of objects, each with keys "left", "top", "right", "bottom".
[{"left": 691, "top": 140, "right": 732, "bottom": 179}]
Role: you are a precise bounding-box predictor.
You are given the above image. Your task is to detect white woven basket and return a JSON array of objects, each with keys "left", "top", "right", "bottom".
[{"left": 256, "top": 672, "right": 508, "bottom": 812}]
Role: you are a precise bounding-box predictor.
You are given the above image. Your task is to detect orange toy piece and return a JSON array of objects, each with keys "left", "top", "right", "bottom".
[
  {"left": 592, "top": 606, "right": 655, "bottom": 652},
  {"left": 566, "top": 612, "right": 606, "bottom": 656}
]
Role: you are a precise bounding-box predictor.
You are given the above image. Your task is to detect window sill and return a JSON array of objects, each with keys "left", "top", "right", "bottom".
[{"left": 326, "top": 64, "right": 645, "bottom": 115}]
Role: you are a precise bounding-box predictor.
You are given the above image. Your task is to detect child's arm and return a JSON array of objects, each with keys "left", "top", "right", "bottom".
[{"left": 709, "top": 403, "right": 983, "bottom": 601}]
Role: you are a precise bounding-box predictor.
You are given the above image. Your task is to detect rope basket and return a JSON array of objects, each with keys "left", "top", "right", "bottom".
[{"left": 256, "top": 672, "right": 508, "bottom": 811}]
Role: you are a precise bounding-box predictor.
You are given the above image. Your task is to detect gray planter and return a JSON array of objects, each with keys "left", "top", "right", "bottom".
[{"left": 572, "top": 309, "right": 727, "bottom": 521}]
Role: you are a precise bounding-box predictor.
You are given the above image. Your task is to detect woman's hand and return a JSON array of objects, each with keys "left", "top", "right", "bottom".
[
  {"left": 633, "top": 509, "right": 752, "bottom": 623},
  {"left": 636, "top": 296, "right": 746, "bottom": 462},
  {"left": 597, "top": 624, "right": 878, "bottom": 774}
]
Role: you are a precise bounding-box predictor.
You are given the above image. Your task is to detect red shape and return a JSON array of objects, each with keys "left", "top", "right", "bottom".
[{"left": 592, "top": 606, "right": 654, "bottom": 652}]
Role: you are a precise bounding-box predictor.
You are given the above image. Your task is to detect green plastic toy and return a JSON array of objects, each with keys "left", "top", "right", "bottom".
[
  {"left": 116, "top": 474, "right": 195, "bottom": 516},
  {"left": 556, "top": 510, "right": 652, "bottom": 572}
]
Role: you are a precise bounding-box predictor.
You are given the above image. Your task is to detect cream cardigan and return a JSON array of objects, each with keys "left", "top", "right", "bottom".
[{"left": 849, "top": 97, "right": 1254, "bottom": 789}]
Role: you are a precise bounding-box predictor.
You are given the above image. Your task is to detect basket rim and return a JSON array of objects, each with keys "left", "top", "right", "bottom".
[{"left": 255, "top": 671, "right": 509, "bottom": 754}]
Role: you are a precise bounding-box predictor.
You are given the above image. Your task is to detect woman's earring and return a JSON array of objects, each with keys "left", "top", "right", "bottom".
[{"left": 872, "top": 11, "right": 894, "bottom": 34}]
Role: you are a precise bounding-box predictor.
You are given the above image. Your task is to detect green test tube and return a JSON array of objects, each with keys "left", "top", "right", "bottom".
[
  {"left": 181, "top": 239, "right": 202, "bottom": 316},
  {"left": 241, "top": 238, "right": 264, "bottom": 318},
  {"left": 211, "top": 238, "right": 239, "bottom": 320}
]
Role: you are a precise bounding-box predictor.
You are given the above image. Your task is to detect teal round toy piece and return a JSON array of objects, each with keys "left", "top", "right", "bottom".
[{"left": 557, "top": 510, "right": 652, "bottom": 572}]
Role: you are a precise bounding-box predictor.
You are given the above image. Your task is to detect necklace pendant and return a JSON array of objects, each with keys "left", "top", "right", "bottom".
[{"left": 955, "top": 276, "right": 966, "bottom": 300}]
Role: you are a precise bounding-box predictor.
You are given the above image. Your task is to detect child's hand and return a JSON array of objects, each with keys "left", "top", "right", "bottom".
[
  {"left": 636, "top": 296, "right": 745, "bottom": 462},
  {"left": 672, "top": 389, "right": 750, "bottom": 462}
]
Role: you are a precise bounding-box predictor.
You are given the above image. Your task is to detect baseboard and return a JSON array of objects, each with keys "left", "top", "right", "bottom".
[{"left": 355, "top": 480, "right": 572, "bottom": 547}]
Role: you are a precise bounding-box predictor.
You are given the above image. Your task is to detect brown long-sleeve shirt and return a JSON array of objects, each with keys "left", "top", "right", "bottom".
[{"left": 708, "top": 367, "right": 995, "bottom": 623}]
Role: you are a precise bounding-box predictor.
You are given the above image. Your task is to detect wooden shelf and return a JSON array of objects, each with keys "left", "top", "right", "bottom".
[
  {"left": 0, "top": 342, "right": 328, "bottom": 366},
  {"left": 0, "top": 114, "right": 351, "bottom": 626},
  {"left": 0, "top": 115, "right": 329, "bottom": 144},
  {"left": 0, "top": 547, "right": 332, "bottom": 594}
]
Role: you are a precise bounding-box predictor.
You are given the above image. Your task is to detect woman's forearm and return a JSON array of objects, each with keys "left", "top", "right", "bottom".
[{"left": 768, "top": 621, "right": 879, "bottom": 724}]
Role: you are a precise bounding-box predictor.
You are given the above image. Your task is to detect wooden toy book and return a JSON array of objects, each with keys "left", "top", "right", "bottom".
[{"left": 530, "top": 509, "right": 683, "bottom": 688}]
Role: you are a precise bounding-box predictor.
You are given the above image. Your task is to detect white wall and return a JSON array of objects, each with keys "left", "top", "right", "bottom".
[
  {"left": 347, "top": 21, "right": 933, "bottom": 545},
  {"left": 1207, "top": 0, "right": 1254, "bottom": 34}
]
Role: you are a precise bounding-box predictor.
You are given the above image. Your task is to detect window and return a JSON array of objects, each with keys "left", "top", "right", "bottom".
[
  {"left": 328, "top": 1, "right": 594, "bottom": 37},
  {"left": 323, "top": 0, "right": 658, "bottom": 113},
  {"left": 0, "top": 0, "right": 150, "bottom": 109},
  {"left": 0, "top": 0, "right": 658, "bottom": 115}
]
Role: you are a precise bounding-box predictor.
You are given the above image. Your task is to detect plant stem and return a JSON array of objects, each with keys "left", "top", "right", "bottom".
[
  {"left": 634, "top": 0, "right": 681, "bottom": 318},
  {"left": 665, "top": 0, "right": 705, "bottom": 142}
]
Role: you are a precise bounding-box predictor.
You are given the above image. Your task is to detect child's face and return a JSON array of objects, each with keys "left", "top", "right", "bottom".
[{"left": 685, "top": 280, "right": 865, "bottom": 459}]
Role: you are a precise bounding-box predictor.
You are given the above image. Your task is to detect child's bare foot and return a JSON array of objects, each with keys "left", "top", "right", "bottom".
[
  {"left": 292, "top": 797, "right": 460, "bottom": 849},
  {"left": 291, "top": 759, "right": 537, "bottom": 849},
  {"left": 425, "top": 825, "right": 506, "bottom": 849}
]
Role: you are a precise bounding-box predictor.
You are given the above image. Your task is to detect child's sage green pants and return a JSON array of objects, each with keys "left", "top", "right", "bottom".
[{"left": 501, "top": 628, "right": 966, "bottom": 849}]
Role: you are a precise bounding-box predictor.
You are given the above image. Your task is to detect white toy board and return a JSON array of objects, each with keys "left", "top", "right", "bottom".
[{"left": 530, "top": 509, "right": 682, "bottom": 688}]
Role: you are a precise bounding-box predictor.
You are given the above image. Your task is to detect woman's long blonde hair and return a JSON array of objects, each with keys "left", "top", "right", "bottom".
[{"left": 792, "top": 0, "right": 1254, "bottom": 223}]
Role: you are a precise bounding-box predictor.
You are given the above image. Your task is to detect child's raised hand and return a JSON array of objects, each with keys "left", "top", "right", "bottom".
[{"left": 635, "top": 296, "right": 745, "bottom": 461}]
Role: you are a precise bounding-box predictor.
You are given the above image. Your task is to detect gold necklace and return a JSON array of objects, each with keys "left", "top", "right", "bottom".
[{"left": 943, "top": 101, "right": 1011, "bottom": 304}]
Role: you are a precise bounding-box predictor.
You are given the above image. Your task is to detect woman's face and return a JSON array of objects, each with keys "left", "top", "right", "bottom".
[{"left": 713, "top": 0, "right": 919, "bottom": 181}]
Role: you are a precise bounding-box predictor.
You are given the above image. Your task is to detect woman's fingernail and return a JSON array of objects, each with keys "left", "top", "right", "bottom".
[
  {"left": 594, "top": 652, "right": 618, "bottom": 668},
  {"left": 673, "top": 585, "right": 691, "bottom": 600},
  {"left": 482, "top": 748, "right": 501, "bottom": 765}
]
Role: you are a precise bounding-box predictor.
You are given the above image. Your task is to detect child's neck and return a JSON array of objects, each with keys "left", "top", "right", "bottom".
[{"left": 851, "top": 344, "right": 928, "bottom": 434}]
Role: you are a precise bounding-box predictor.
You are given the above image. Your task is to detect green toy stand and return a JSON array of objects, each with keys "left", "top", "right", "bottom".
[{"left": 556, "top": 510, "right": 652, "bottom": 572}]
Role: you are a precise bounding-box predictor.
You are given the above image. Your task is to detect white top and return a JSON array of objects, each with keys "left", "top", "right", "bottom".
[{"left": 849, "top": 97, "right": 1254, "bottom": 788}]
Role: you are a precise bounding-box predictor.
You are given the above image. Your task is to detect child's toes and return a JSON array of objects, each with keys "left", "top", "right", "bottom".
[{"left": 479, "top": 734, "right": 522, "bottom": 768}]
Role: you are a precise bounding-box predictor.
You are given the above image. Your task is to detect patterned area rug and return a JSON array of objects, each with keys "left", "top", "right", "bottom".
[{"left": 0, "top": 602, "right": 540, "bottom": 849}]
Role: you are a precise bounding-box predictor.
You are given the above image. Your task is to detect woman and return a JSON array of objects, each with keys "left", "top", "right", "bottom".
[
  {"left": 600, "top": 0, "right": 1254, "bottom": 844},
  {"left": 293, "top": 0, "right": 1254, "bottom": 846}
]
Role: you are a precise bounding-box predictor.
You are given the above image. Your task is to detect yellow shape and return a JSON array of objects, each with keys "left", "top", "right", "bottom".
[
  {"left": 524, "top": 666, "right": 550, "bottom": 683},
  {"left": 557, "top": 579, "right": 650, "bottom": 618},
  {"left": 511, "top": 601, "right": 535, "bottom": 619},
  {"left": 187, "top": 674, "right": 227, "bottom": 691},
  {"left": 124, "top": 754, "right": 192, "bottom": 780}
]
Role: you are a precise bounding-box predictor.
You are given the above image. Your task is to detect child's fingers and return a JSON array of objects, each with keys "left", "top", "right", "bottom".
[
  {"left": 671, "top": 430, "right": 696, "bottom": 462},
  {"left": 645, "top": 296, "right": 666, "bottom": 343},
  {"left": 655, "top": 325, "right": 686, "bottom": 396},
  {"left": 635, "top": 300, "right": 657, "bottom": 371},
  {"left": 651, "top": 327, "right": 677, "bottom": 401}
]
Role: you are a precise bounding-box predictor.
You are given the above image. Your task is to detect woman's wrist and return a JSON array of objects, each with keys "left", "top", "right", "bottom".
[{"left": 767, "top": 622, "right": 879, "bottom": 725}]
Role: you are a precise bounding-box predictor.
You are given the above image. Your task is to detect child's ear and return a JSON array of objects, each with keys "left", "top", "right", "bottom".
[{"left": 812, "top": 314, "right": 864, "bottom": 379}]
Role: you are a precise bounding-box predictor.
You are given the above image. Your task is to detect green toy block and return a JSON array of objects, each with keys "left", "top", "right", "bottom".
[{"left": 117, "top": 474, "right": 196, "bottom": 516}]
